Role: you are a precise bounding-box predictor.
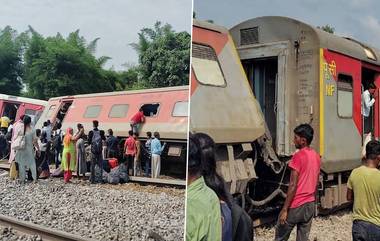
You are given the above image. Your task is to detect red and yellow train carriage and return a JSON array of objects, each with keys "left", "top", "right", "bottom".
[
  {"left": 37, "top": 86, "right": 188, "bottom": 185},
  {"left": 191, "top": 16, "right": 380, "bottom": 219}
]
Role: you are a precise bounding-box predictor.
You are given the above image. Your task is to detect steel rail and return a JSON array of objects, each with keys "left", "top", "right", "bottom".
[{"left": 0, "top": 214, "right": 97, "bottom": 241}]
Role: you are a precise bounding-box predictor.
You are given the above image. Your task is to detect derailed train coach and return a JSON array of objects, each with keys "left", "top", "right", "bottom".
[
  {"left": 36, "top": 86, "right": 189, "bottom": 184},
  {"left": 191, "top": 17, "right": 380, "bottom": 218},
  {"left": 0, "top": 94, "right": 47, "bottom": 125}
]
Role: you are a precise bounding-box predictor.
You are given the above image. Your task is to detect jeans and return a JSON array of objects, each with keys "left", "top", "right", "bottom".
[
  {"left": 275, "top": 202, "right": 315, "bottom": 241},
  {"left": 130, "top": 123, "right": 141, "bottom": 134},
  {"left": 352, "top": 220, "right": 380, "bottom": 241},
  {"left": 55, "top": 146, "right": 62, "bottom": 168},
  {"left": 145, "top": 154, "right": 151, "bottom": 177},
  {"left": 90, "top": 152, "right": 103, "bottom": 183},
  {"left": 126, "top": 154, "right": 135, "bottom": 176}
]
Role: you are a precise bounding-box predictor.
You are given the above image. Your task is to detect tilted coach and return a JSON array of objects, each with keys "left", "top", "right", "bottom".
[
  {"left": 191, "top": 16, "right": 380, "bottom": 218},
  {"left": 36, "top": 86, "right": 188, "bottom": 184}
]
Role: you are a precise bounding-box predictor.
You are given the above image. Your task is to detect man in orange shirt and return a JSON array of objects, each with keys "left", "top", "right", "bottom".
[
  {"left": 130, "top": 108, "right": 145, "bottom": 134},
  {"left": 124, "top": 130, "right": 136, "bottom": 176}
]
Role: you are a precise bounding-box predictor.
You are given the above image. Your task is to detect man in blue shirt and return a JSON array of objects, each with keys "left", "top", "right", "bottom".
[{"left": 150, "top": 132, "right": 165, "bottom": 178}]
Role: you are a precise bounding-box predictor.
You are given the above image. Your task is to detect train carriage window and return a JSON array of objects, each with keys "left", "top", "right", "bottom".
[
  {"left": 46, "top": 105, "right": 56, "bottom": 118},
  {"left": 109, "top": 104, "right": 129, "bottom": 118},
  {"left": 172, "top": 101, "right": 188, "bottom": 117},
  {"left": 25, "top": 109, "right": 37, "bottom": 124},
  {"left": 2, "top": 103, "right": 18, "bottom": 121},
  {"left": 140, "top": 103, "right": 160, "bottom": 117},
  {"left": 192, "top": 43, "right": 226, "bottom": 87},
  {"left": 337, "top": 74, "right": 353, "bottom": 118},
  {"left": 84, "top": 105, "right": 102, "bottom": 118}
]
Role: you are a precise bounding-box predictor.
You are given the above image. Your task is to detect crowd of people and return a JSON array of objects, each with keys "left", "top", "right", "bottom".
[
  {"left": 1, "top": 110, "right": 165, "bottom": 184},
  {"left": 187, "top": 133, "right": 253, "bottom": 241},
  {"left": 188, "top": 124, "right": 380, "bottom": 241}
]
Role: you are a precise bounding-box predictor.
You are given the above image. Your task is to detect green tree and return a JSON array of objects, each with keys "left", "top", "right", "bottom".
[
  {"left": 23, "top": 28, "right": 114, "bottom": 99},
  {"left": 317, "top": 24, "right": 335, "bottom": 34},
  {"left": 0, "top": 26, "right": 24, "bottom": 95},
  {"left": 131, "top": 21, "right": 190, "bottom": 88}
]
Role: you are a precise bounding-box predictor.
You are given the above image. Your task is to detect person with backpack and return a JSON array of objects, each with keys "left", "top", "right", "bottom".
[
  {"left": 194, "top": 132, "right": 253, "bottom": 241},
  {"left": 186, "top": 134, "right": 222, "bottom": 241},
  {"left": 8, "top": 115, "right": 25, "bottom": 164},
  {"left": 52, "top": 122, "right": 64, "bottom": 168},
  {"left": 106, "top": 129, "right": 119, "bottom": 158},
  {"left": 88, "top": 120, "right": 104, "bottom": 183}
]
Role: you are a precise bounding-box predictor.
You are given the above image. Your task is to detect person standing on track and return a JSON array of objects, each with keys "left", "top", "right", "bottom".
[
  {"left": 347, "top": 140, "right": 380, "bottom": 241},
  {"left": 275, "top": 124, "right": 321, "bottom": 241},
  {"left": 61, "top": 127, "right": 82, "bottom": 183},
  {"left": 15, "top": 115, "right": 40, "bottom": 184},
  {"left": 150, "top": 132, "right": 165, "bottom": 178},
  {"left": 144, "top": 131, "right": 153, "bottom": 177},
  {"left": 8, "top": 115, "right": 24, "bottom": 164},
  {"left": 88, "top": 120, "right": 104, "bottom": 183},
  {"left": 133, "top": 132, "right": 142, "bottom": 176},
  {"left": 75, "top": 123, "right": 86, "bottom": 179},
  {"left": 124, "top": 130, "right": 136, "bottom": 176}
]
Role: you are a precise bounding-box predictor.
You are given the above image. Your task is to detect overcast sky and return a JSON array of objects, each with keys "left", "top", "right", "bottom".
[
  {"left": 194, "top": 0, "right": 380, "bottom": 49},
  {"left": 0, "top": 0, "right": 192, "bottom": 70}
]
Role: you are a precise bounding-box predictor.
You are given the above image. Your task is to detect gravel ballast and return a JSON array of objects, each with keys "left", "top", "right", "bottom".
[
  {"left": 0, "top": 175, "right": 185, "bottom": 241},
  {"left": 255, "top": 210, "right": 352, "bottom": 241}
]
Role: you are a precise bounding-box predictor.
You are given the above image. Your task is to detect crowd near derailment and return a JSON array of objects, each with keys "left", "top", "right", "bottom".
[
  {"left": 0, "top": 107, "right": 165, "bottom": 185},
  {"left": 187, "top": 124, "right": 380, "bottom": 241}
]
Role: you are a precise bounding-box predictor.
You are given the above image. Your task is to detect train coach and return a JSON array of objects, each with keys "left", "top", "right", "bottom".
[
  {"left": 36, "top": 86, "right": 189, "bottom": 184},
  {"left": 191, "top": 16, "right": 380, "bottom": 217},
  {"left": 0, "top": 94, "right": 47, "bottom": 125}
]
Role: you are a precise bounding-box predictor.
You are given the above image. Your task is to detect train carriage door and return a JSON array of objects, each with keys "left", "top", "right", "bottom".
[
  {"left": 239, "top": 42, "right": 288, "bottom": 154},
  {"left": 52, "top": 99, "right": 73, "bottom": 129},
  {"left": 362, "top": 67, "right": 379, "bottom": 137}
]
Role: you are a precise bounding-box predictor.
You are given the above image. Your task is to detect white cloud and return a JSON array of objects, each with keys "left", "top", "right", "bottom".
[
  {"left": 359, "top": 16, "right": 380, "bottom": 46},
  {"left": 348, "top": 0, "right": 372, "bottom": 8}
]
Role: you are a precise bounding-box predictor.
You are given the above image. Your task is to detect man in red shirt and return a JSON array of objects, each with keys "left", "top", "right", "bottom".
[
  {"left": 124, "top": 130, "right": 136, "bottom": 176},
  {"left": 130, "top": 108, "right": 145, "bottom": 134},
  {"left": 275, "top": 124, "right": 321, "bottom": 241}
]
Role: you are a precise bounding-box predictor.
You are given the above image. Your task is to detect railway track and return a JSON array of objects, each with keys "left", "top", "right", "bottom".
[
  {"left": 0, "top": 214, "right": 96, "bottom": 241},
  {"left": 0, "top": 161, "right": 185, "bottom": 187}
]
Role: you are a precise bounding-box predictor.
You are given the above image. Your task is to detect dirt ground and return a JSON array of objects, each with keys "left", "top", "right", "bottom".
[{"left": 255, "top": 210, "right": 352, "bottom": 241}]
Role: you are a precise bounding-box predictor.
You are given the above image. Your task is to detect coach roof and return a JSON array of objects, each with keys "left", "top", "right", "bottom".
[
  {"left": 230, "top": 16, "right": 380, "bottom": 66},
  {"left": 48, "top": 85, "right": 188, "bottom": 101}
]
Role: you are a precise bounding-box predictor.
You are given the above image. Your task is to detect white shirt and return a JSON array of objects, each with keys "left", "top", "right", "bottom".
[
  {"left": 38, "top": 139, "right": 47, "bottom": 152},
  {"left": 362, "top": 90, "right": 375, "bottom": 117},
  {"left": 7, "top": 124, "right": 13, "bottom": 133},
  {"left": 42, "top": 126, "right": 52, "bottom": 142}
]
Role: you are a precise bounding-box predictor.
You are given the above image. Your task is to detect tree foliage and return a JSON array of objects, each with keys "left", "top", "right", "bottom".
[
  {"left": 23, "top": 28, "right": 114, "bottom": 99},
  {"left": 131, "top": 21, "right": 190, "bottom": 88},
  {"left": 0, "top": 21, "right": 190, "bottom": 99},
  {"left": 317, "top": 24, "right": 335, "bottom": 34},
  {"left": 0, "top": 26, "right": 24, "bottom": 95}
]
